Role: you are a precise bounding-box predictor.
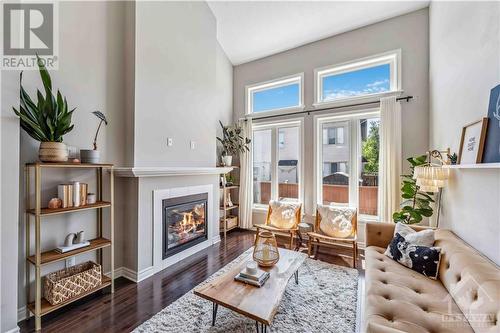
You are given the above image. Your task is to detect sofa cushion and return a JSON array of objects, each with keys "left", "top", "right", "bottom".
[
  {"left": 390, "top": 222, "right": 435, "bottom": 246},
  {"left": 365, "top": 246, "right": 474, "bottom": 333},
  {"left": 435, "top": 229, "right": 500, "bottom": 333},
  {"left": 385, "top": 229, "right": 442, "bottom": 280},
  {"left": 317, "top": 205, "right": 356, "bottom": 238},
  {"left": 268, "top": 200, "right": 300, "bottom": 229}
]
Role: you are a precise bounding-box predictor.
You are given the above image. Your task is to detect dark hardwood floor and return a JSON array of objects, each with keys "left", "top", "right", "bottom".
[{"left": 19, "top": 229, "right": 364, "bottom": 333}]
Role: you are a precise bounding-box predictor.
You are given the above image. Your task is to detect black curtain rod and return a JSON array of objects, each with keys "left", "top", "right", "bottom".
[{"left": 246, "top": 95, "right": 414, "bottom": 122}]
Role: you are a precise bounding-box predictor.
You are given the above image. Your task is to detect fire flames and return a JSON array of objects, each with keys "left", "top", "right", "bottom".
[{"left": 179, "top": 212, "right": 196, "bottom": 235}]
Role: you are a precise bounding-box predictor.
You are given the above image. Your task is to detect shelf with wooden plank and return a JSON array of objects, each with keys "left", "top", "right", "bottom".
[
  {"left": 24, "top": 161, "right": 114, "bottom": 331},
  {"left": 26, "top": 162, "right": 113, "bottom": 169},
  {"left": 27, "top": 201, "right": 111, "bottom": 216},
  {"left": 27, "top": 238, "right": 111, "bottom": 266},
  {"left": 220, "top": 184, "right": 240, "bottom": 190},
  {"left": 219, "top": 204, "right": 239, "bottom": 211},
  {"left": 27, "top": 275, "right": 111, "bottom": 316}
]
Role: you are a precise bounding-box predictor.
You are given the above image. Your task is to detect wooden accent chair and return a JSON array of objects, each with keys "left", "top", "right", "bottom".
[
  {"left": 255, "top": 201, "right": 302, "bottom": 250},
  {"left": 307, "top": 206, "right": 358, "bottom": 268}
]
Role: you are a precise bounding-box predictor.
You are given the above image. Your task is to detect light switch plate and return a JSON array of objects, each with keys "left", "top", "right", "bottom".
[
  {"left": 167, "top": 138, "right": 173, "bottom": 146},
  {"left": 190, "top": 141, "right": 196, "bottom": 150}
]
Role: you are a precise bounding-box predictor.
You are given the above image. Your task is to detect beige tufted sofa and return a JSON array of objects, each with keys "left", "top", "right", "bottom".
[{"left": 363, "top": 222, "right": 500, "bottom": 333}]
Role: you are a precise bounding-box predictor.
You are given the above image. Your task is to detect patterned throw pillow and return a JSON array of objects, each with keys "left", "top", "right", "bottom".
[
  {"left": 268, "top": 201, "right": 300, "bottom": 229},
  {"left": 318, "top": 206, "right": 356, "bottom": 238},
  {"left": 384, "top": 223, "right": 442, "bottom": 280}
]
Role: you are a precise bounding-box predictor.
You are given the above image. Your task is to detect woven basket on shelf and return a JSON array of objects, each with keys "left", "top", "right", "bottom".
[{"left": 44, "top": 261, "right": 102, "bottom": 305}]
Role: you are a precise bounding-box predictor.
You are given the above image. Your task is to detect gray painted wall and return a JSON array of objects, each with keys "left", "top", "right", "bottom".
[
  {"left": 429, "top": 2, "right": 500, "bottom": 264},
  {"left": 1, "top": 70, "right": 21, "bottom": 333},
  {"left": 233, "top": 9, "right": 430, "bottom": 230},
  {"left": 134, "top": 1, "right": 220, "bottom": 167}
]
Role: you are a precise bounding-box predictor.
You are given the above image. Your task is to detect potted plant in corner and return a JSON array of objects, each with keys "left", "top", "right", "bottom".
[
  {"left": 13, "top": 56, "right": 75, "bottom": 162},
  {"left": 216, "top": 121, "right": 251, "bottom": 166},
  {"left": 80, "top": 111, "right": 108, "bottom": 163},
  {"left": 392, "top": 155, "right": 435, "bottom": 224}
]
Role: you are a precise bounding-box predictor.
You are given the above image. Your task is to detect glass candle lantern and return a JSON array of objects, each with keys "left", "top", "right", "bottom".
[{"left": 253, "top": 231, "right": 280, "bottom": 267}]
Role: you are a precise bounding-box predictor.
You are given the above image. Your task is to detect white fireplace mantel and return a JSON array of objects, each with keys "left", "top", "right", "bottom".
[{"left": 114, "top": 166, "right": 233, "bottom": 177}]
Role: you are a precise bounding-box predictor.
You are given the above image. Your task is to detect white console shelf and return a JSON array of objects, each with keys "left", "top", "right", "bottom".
[{"left": 444, "top": 163, "right": 500, "bottom": 169}]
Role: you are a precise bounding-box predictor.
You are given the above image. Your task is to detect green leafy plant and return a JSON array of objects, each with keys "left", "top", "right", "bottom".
[
  {"left": 362, "top": 120, "right": 379, "bottom": 173},
  {"left": 392, "top": 155, "right": 435, "bottom": 224},
  {"left": 91, "top": 111, "right": 108, "bottom": 150},
  {"left": 12, "top": 56, "right": 75, "bottom": 142},
  {"left": 216, "top": 121, "right": 251, "bottom": 156}
]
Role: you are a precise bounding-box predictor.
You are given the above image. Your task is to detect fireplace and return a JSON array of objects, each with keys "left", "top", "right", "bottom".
[{"left": 162, "top": 193, "right": 208, "bottom": 259}]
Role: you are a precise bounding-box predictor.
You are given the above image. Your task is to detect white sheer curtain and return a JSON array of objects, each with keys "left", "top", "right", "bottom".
[
  {"left": 379, "top": 96, "right": 402, "bottom": 223},
  {"left": 238, "top": 119, "right": 253, "bottom": 229}
]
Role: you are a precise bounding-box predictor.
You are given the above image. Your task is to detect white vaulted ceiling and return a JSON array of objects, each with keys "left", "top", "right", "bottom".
[{"left": 207, "top": 1, "right": 429, "bottom": 65}]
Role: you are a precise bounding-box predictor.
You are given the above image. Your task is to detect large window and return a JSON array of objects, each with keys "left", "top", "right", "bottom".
[
  {"left": 253, "top": 121, "right": 302, "bottom": 208},
  {"left": 316, "top": 111, "right": 380, "bottom": 218},
  {"left": 315, "top": 51, "right": 400, "bottom": 104},
  {"left": 246, "top": 74, "right": 304, "bottom": 114}
]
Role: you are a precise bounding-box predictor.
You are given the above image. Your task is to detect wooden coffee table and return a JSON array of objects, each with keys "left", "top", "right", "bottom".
[{"left": 194, "top": 247, "right": 306, "bottom": 333}]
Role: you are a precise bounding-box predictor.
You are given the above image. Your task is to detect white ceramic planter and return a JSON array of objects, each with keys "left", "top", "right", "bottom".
[
  {"left": 221, "top": 155, "right": 232, "bottom": 166},
  {"left": 80, "top": 149, "right": 100, "bottom": 164},
  {"left": 39, "top": 142, "right": 68, "bottom": 162}
]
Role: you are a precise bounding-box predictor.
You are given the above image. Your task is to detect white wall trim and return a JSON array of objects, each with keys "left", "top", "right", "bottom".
[
  {"left": 114, "top": 166, "right": 233, "bottom": 178},
  {"left": 5, "top": 325, "right": 20, "bottom": 333}
]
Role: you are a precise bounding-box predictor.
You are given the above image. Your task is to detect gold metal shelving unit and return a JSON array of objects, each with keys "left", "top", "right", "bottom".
[
  {"left": 220, "top": 166, "right": 239, "bottom": 241},
  {"left": 24, "top": 162, "right": 114, "bottom": 331}
]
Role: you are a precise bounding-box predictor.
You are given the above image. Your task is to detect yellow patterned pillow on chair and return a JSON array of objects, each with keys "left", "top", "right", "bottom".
[
  {"left": 318, "top": 205, "right": 356, "bottom": 238},
  {"left": 268, "top": 200, "right": 301, "bottom": 229}
]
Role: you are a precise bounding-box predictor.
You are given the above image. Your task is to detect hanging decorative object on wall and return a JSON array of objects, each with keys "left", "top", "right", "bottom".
[
  {"left": 482, "top": 84, "right": 500, "bottom": 163},
  {"left": 458, "top": 118, "right": 488, "bottom": 164}
]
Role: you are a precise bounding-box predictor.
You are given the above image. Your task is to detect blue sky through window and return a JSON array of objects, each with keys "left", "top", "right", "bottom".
[
  {"left": 253, "top": 83, "right": 300, "bottom": 113},
  {"left": 322, "top": 64, "right": 390, "bottom": 101}
]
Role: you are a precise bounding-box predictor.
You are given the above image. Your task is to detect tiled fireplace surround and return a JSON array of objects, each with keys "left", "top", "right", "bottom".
[{"left": 114, "top": 167, "right": 232, "bottom": 282}]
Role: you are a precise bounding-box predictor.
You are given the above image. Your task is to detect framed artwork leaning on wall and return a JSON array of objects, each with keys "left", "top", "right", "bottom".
[
  {"left": 458, "top": 118, "right": 488, "bottom": 164},
  {"left": 482, "top": 84, "right": 500, "bottom": 163}
]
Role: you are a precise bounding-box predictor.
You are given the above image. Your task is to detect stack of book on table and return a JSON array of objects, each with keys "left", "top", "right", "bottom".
[{"left": 234, "top": 267, "right": 270, "bottom": 287}]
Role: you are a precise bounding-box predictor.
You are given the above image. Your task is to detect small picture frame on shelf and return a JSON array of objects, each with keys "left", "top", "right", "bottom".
[{"left": 458, "top": 118, "right": 489, "bottom": 165}]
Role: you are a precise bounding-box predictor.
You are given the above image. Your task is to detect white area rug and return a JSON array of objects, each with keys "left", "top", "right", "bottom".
[{"left": 134, "top": 249, "right": 359, "bottom": 332}]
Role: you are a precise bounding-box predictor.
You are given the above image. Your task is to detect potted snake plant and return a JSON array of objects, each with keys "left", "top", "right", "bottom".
[{"left": 12, "top": 56, "right": 75, "bottom": 162}]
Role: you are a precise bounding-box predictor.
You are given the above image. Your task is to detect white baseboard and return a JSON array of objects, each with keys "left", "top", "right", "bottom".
[
  {"left": 5, "top": 326, "right": 20, "bottom": 333},
  {"left": 18, "top": 305, "right": 29, "bottom": 322},
  {"left": 212, "top": 235, "right": 221, "bottom": 244},
  {"left": 136, "top": 266, "right": 155, "bottom": 282}
]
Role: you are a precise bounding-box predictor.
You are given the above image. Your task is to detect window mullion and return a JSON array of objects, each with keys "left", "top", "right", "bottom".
[
  {"left": 349, "top": 119, "right": 358, "bottom": 208},
  {"left": 271, "top": 128, "right": 278, "bottom": 201}
]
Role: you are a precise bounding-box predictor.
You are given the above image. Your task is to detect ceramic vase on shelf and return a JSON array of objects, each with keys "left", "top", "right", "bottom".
[
  {"left": 221, "top": 155, "right": 232, "bottom": 166},
  {"left": 39, "top": 142, "right": 68, "bottom": 162},
  {"left": 253, "top": 231, "right": 280, "bottom": 267},
  {"left": 80, "top": 149, "right": 100, "bottom": 164}
]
